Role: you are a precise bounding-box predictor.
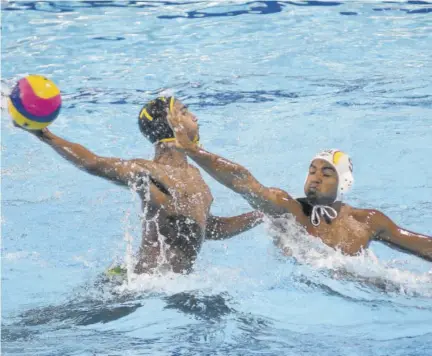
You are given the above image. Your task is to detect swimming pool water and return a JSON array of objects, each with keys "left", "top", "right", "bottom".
[{"left": 1, "top": 1, "right": 432, "bottom": 355}]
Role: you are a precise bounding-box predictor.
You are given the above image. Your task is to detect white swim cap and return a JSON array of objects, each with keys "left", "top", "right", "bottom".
[{"left": 310, "top": 149, "right": 354, "bottom": 202}]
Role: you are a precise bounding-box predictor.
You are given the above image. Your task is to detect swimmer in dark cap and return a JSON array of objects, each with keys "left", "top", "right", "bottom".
[
  {"left": 17, "top": 96, "right": 263, "bottom": 274},
  {"left": 167, "top": 110, "right": 432, "bottom": 262}
]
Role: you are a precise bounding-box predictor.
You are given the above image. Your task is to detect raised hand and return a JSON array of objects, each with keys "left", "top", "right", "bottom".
[{"left": 166, "top": 106, "right": 197, "bottom": 153}]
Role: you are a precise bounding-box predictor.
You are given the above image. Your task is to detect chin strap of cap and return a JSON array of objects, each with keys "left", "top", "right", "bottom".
[
  {"left": 311, "top": 205, "right": 338, "bottom": 226},
  {"left": 157, "top": 135, "right": 200, "bottom": 146}
]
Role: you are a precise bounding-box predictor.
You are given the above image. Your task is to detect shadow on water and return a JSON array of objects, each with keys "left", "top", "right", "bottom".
[
  {"left": 4, "top": 76, "right": 430, "bottom": 113},
  {"left": 3, "top": 1, "right": 431, "bottom": 17},
  {"left": 164, "top": 292, "right": 234, "bottom": 320},
  {"left": 1, "top": 297, "right": 141, "bottom": 343},
  {"left": 2, "top": 279, "right": 236, "bottom": 343},
  {"left": 2, "top": 1, "right": 341, "bottom": 15},
  {"left": 5, "top": 294, "right": 143, "bottom": 329},
  {"left": 62, "top": 86, "right": 302, "bottom": 108}
]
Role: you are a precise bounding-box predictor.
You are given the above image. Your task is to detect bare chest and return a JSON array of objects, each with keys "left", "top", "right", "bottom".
[{"left": 307, "top": 215, "right": 372, "bottom": 255}]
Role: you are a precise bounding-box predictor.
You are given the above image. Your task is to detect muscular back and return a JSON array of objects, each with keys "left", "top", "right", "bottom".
[{"left": 133, "top": 161, "right": 214, "bottom": 273}]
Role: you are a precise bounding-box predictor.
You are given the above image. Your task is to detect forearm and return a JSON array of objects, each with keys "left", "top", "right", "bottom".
[
  {"left": 387, "top": 233, "right": 432, "bottom": 262},
  {"left": 186, "top": 146, "right": 253, "bottom": 194},
  {"left": 411, "top": 242, "right": 432, "bottom": 262},
  {"left": 37, "top": 129, "right": 98, "bottom": 170},
  {"left": 207, "top": 211, "right": 263, "bottom": 240},
  {"left": 369, "top": 210, "right": 432, "bottom": 262}
]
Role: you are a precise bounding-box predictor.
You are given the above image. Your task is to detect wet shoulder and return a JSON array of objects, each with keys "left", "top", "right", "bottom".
[
  {"left": 152, "top": 162, "right": 200, "bottom": 177},
  {"left": 187, "top": 163, "right": 205, "bottom": 177},
  {"left": 153, "top": 162, "right": 214, "bottom": 204},
  {"left": 344, "top": 205, "right": 377, "bottom": 223},
  {"left": 188, "top": 164, "right": 214, "bottom": 198}
]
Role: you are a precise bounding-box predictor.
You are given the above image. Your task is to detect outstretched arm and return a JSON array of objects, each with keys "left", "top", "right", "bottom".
[
  {"left": 186, "top": 147, "right": 300, "bottom": 217},
  {"left": 30, "top": 128, "right": 152, "bottom": 186},
  {"left": 206, "top": 211, "right": 264, "bottom": 240},
  {"left": 167, "top": 111, "right": 303, "bottom": 218},
  {"left": 370, "top": 210, "right": 432, "bottom": 261}
]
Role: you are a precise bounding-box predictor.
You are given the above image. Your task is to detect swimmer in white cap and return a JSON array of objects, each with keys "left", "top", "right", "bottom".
[{"left": 168, "top": 113, "right": 432, "bottom": 261}]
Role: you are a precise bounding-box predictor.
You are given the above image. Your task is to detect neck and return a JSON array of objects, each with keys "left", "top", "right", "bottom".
[
  {"left": 153, "top": 143, "right": 189, "bottom": 168},
  {"left": 307, "top": 198, "right": 342, "bottom": 212}
]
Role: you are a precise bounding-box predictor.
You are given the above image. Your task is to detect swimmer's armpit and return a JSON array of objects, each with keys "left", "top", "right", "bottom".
[
  {"left": 205, "top": 211, "right": 264, "bottom": 240},
  {"left": 370, "top": 210, "right": 432, "bottom": 262}
]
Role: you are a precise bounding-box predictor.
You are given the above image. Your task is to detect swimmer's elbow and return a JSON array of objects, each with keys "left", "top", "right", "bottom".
[
  {"left": 83, "top": 156, "right": 124, "bottom": 182},
  {"left": 83, "top": 157, "right": 106, "bottom": 175},
  {"left": 243, "top": 186, "right": 295, "bottom": 216},
  {"left": 228, "top": 171, "right": 256, "bottom": 194}
]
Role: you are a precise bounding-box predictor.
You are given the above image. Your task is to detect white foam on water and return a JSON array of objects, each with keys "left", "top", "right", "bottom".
[
  {"left": 113, "top": 264, "right": 255, "bottom": 297},
  {"left": 100, "top": 206, "right": 432, "bottom": 301},
  {"left": 104, "top": 177, "right": 246, "bottom": 296},
  {"left": 84, "top": 173, "right": 431, "bottom": 301},
  {"left": 101, "top": 178, "right": 260, "bottom": 298},
  {"left": 113, "top": 200, "right": 259, "bottom": 297},
  {"left": 267, "top": 215, "right": 432, "bottom": 297}
]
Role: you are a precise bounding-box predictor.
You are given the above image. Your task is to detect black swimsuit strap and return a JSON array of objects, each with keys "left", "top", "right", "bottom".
[{"left": 296, "top": 197, "right": 313, "bottom": 217}]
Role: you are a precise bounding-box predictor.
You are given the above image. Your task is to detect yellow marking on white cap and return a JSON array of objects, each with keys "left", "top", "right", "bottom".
[{"left": 333, "top": 151, "right": 345, "bottom": 165}]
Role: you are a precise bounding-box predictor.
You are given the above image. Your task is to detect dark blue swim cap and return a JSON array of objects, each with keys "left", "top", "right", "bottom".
[{"left": 138, "top": 96, "right": 175, "bottom": 144}]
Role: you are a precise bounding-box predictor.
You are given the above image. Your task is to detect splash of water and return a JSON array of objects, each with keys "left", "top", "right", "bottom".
[
  {"left": 114, "top": 176, "right": 197, "bottom": 284},
  {"left": 103, "top": 183, "right": 432, "bottom": 300},
  {"left": 266, "top": 214, "right": 432, "bottom": 297},
  {"left": 108, "top": 177, "right": 261, "bottom": 297},
  {"left": 127, "top": 176, "right": 174, "bottom": 274}
]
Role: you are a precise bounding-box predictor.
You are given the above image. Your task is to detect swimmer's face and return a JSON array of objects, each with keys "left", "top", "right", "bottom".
[
  {"left": 304, "top": 159, "right": 339, "bottom": 205},
  {"left": 172, "top": 100, "right": 199, "bottom": 142}
]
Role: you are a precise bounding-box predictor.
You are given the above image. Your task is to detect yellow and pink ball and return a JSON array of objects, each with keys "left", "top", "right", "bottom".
[{"left": 8, "top": 75, "right": 61, "bottom": 130}]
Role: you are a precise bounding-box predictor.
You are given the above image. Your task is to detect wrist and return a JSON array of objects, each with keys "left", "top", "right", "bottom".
[
  {"left": 184, "top": 143, "right": 201, "bottom": 156},
  {"left": 37, "top": 128, "right": 54, "bottom": 142}
]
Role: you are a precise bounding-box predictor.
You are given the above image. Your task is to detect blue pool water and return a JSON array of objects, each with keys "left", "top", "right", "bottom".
[{"left": 1, "top": 1, "right": 432, "bottom": 355}]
